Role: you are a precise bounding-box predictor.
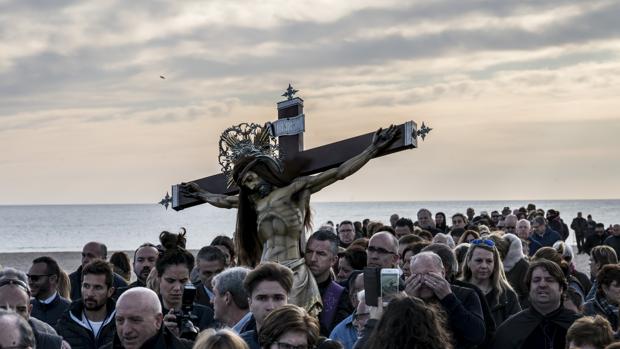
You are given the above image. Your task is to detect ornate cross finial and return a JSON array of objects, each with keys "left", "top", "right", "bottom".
[
  {"left": 281, "top": 84, "right": 299, "bottom": 100},
  {"left": 159, "top": 192, "right": 172, "bottom": 210},
  {"left": 416, "top": 122, "right": 433, "bottom": 141}
]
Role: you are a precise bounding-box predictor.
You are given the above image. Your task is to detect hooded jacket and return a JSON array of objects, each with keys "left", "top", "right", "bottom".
[
  {"left": 503, "top": 233, "right": 530, "bottom": 307},
  {"left": 55, "top": 299, "right": 116, "bottom": 349}
]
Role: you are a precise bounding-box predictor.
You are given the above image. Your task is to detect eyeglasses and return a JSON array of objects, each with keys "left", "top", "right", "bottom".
[
  {"left": 27, "top": 274, "right": 53, "bottom": 282},
  {"left": 471, "top": 239, "right": 495, "bottom": 247},
  {"left": 367, "top": 246, "right": 396, "bottom": 255},
  {"left": 504, "top": 226, "right": 516, "bottom": 230},
  {"left": 273, "top": 342, "right": 311, "bottom": 349}
]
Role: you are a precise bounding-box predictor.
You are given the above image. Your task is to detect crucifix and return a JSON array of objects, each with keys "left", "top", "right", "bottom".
[
  {"left": 161, "top": 84, "right": 431, "bottom": 211},
  {"left": 161, "top": 85, "right": 431, "bottom": 314}
]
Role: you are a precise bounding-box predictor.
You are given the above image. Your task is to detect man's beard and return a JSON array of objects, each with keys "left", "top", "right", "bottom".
[
  {"left": 250, "top": 182, "right": 273, "bottom": 199},
  {"left": 84, "top": 298, "right": 107, "bottom": 311}
]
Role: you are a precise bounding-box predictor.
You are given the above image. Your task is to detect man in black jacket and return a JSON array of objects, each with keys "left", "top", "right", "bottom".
[
  {"left": 405, "top": 251, "right": 485, "bottom": 349},
  {"left": 70, "top": 242, "right": 127, "bottom": 301},
  {"left": 604, "top": 224, "right": 620, "bottom": 260},
  {"left": 491, "top": 259, "right": 581, "bottom": 349},
  {"left": 571, "top": 212, "right": 588, "bottom": 254},
  {"left": 128, "top": 243, "right": 160, "bottom": 288},
  {"left": 305, "top": 230, "right": 352, "bottom": 336},
  {"left": 28, "top": 256, "right": 71, "bottom": 327},
  {"left": 102, "top": 287, "right": 192, "bottom": 349},
  {"left": 57, "top": 260, "right": 117, "bottom": 349}
]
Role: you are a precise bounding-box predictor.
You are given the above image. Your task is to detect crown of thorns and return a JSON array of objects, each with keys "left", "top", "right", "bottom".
[{"left": 218, "top": 122, "right": 281, "bottom": 188}]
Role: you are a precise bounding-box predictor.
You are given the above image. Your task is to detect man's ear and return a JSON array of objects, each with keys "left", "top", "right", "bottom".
[
  {"left": 107, "top": 286, "right": 115, "bottom": 299},
  {"left": 155, "top": 312, "right": 164, "bottom": 328},
  {"left": 224, "top": 291, "right": 232, "bottom": 305}
]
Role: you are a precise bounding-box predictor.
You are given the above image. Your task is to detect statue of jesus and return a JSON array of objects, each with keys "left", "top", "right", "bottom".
[{"left": 180, "top": 125, "right": 397, "bottom": 314}]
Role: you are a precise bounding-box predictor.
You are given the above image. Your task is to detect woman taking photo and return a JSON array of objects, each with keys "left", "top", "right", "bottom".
[
  {"left": 157, "top": 232, "right": 215, "bottom": 339},
  {"left": 461, "top": 239, "right": 521, "bottom": 326}
]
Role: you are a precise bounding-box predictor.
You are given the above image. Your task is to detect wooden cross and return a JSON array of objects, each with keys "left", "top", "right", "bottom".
[{"left": 164, "top": 86, "right": 430, "bottom": 211}]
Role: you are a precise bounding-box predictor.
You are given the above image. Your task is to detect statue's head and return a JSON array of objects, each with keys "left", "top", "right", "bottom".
[{"left": 232, "top": 155, "right": 287, "bottom": 198}]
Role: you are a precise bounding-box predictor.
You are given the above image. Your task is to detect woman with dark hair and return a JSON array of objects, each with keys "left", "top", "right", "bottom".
[
  {"left": 435, "top": 212, "right": 448, "bottom": 233},
  {"left": 583, "top": 264, "right": 620, "bottom": 329},
  {"left": 360, "top": 296, "right": 453, "bottom": 349},
  {"left": 157, "top": 232, "right": 215, "bottom": 338},
  {"left": 211, "top": 235, "right": 236, "bottom": 266},
  {"left": 109, "top": 251, "right": 131, "bottom": 283},
  {"left": 336, "top": 247, "right": 367, "bottom": 282},
  {"left": 457, "top": 230, "right": 480, "bottom": 245},
  {"left": 258, "top": 304, "right": 320, "bottom": 349},
  {"left": 461, "top": 239, "right": 521, "bottom": 326}
]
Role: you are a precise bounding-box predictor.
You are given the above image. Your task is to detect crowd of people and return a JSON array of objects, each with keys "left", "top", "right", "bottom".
[{"left": 1, "top": 203, "right": 620, "bottom": 349}]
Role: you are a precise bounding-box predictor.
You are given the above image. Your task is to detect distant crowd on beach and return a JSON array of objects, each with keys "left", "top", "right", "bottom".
[{"left": 1, "top": 203, "right": 620, "bottom": 349}]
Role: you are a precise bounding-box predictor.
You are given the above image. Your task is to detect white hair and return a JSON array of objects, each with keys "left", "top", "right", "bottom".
[{"left": 410, "top": 251, "right": 444, "bottom": 271}]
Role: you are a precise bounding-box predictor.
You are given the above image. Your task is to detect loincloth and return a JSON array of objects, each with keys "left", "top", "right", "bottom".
[{"left": 280, "top": 258, "right": 323, "bottom": 317}]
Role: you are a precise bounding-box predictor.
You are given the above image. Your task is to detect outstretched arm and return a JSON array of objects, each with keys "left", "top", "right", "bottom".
[
  {"left": 179, "top": 182, "right": 239, "bottom": 209},
  {"left": 306, "top": 125, "right": 399, "bottom": 194}
]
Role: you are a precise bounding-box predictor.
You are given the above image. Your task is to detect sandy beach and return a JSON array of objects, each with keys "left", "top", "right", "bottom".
[
  {"left": 0, "top": 249, "right": 199, "bottom": 281},
  {"left": 0, "top": 247, "right": 590, "bottom": 278}
]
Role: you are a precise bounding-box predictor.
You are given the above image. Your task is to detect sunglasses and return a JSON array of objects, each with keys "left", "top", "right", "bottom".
[
  {"left": 471, "top": 239, "right": 495, "bottom": 247},
  {"left": 27, "top": 274, "right": 53, "bottom": 282}
]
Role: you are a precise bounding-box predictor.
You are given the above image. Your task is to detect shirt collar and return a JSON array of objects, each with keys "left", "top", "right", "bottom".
[{"left": 39, "top": 291, "right": 58, "bottom": 304}]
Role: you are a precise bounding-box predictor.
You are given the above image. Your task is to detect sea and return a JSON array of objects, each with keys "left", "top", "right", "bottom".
[{"left": 0, "top": 199, "right": 618, "bottom": 253}]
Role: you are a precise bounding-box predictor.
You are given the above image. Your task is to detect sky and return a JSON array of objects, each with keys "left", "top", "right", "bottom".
[{"left": 2, "top": 0, "right": 620, "bottom": 205}]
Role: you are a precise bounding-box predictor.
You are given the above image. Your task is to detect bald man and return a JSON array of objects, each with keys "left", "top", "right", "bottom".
[
  {"left": 367, "top": 231, "right": 399, "bottom": 268},
  {"left": 0, "top": 309, "right": 36, "bottom": 349},
  {"left": 103, "top": 287, "right": 192, "bottom": 349}
]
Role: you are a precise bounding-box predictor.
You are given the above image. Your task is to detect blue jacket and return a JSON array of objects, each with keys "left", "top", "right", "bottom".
[
  {"left": 329, "top": 314, "right": 357, "bottom": 349},
  {"left": 529, "top": 227, "right": 562, "bottom": 255}
]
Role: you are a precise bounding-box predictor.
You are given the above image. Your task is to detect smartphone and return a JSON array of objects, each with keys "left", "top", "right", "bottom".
[
  {"left": 363, "top": 267, "right": 380, "bottom": 307},
  {"left": 380, "top": 268, "right": 400, "bottom": 305}
]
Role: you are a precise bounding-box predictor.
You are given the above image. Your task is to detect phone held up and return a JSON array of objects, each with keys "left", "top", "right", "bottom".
[{"left": 364, "top": 267, "right": 400, "bottom": 307}]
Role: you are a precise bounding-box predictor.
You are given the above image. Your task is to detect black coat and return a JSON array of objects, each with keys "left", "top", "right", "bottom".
[
  {"left": 101, "top": 325, "right": 193, "bottom": 349},
  {"left": 505, "top": 258, "right": 530, "bottom": 308},
  {"left": 584, "top": 233, "right": 608, "bottom": 255},
  {"left": 30, "top": 319, "right": 63, "bottom": 349},
  {"left": 485, "top": 287, "right": 521, "bottom": 327},
  {"left": 491, "top": 306, "right": 581, "bottom": 349},
  {"left": 55, "top": 299, "right": 116, "bottom": 349},
  {"left": 604, "top": 235, "right": 620, "bottom": 261},
  {"left": 31, "top": 293, "right": 71, "bottom": 328}
]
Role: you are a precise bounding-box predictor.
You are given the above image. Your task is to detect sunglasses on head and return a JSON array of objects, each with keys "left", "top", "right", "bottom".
[{"left": 471, "top": 239, "right": 495, "bottom": 247}]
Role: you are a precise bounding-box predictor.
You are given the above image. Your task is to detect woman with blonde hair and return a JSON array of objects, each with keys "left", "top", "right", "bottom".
[
  {"left": 460, "top": 239, "right": 520, "bottom": 326},
  {"left": 193, "top": 329, "right": 249, "bottom": 349}
]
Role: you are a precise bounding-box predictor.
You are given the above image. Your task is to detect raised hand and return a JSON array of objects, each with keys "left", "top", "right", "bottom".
[
  {"left": 179, "top": 182, "right": 206, "bottom": 200},
  {"left": 424, "top": 272, "right": 452, "bottom": 300},
  {"left": 404, "top": 273, "right": 423, "bottom": 297},
  {"left": 371, "top": 124, "right": 399, "bottom": 150}
]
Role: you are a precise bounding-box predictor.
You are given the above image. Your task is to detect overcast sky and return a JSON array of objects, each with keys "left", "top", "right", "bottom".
[{"left": 2, "top": 0, "right": 619, "bottom": 205}]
